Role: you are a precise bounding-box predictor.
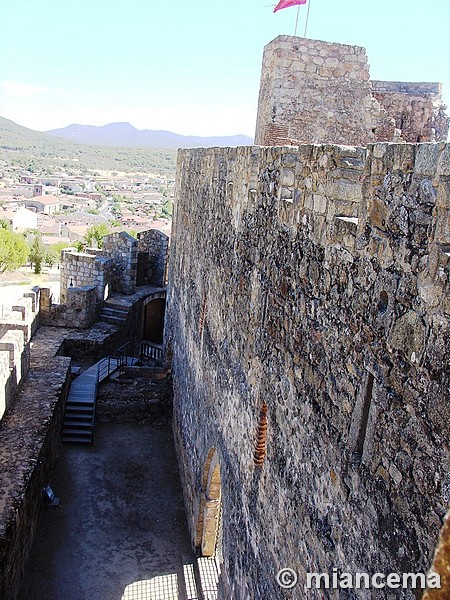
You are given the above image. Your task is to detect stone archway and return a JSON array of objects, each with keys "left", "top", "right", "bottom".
[
  {"left": 196, "top": 448, "right": 222, "bottom": 557},
  {"left": 141, "top": 291, "right": 166, "bottom": 345}
]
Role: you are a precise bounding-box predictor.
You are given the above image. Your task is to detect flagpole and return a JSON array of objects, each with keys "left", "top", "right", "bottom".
[
  {"left": 303, "top": 0, "right": 312, "bottom": 38},
  {"left": 294, "top": 5, "right": 300, "bottom": 36}
]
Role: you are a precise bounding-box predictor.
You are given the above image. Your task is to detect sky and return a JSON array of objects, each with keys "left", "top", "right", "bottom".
[{"left": 1, "top": 0, "right": 449, "bottom": 138}]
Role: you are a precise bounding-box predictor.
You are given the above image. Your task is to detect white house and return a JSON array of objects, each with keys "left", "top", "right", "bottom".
[{"left": 12, "top": 207, "right": 38, "bottom": 231}]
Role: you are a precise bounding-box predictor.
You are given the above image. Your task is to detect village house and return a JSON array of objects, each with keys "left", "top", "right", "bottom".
[
  {"left": 25, "top": 195, "right": 60, "bottom": 215},
  {"left": 60, "top": 223, "right": 90, "bottom": 241},
  {"left": 12, "top": 207, "right": 39, "bottom": 231}
]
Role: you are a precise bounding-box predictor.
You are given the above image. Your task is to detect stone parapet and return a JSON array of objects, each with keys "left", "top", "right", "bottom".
[
  {"left": 39, "top": 285, "right": 98, "bottom": 329},
  {"left": 60, "top": 249, "right": 113, "bottom": 303},
  {"left": 0, "top": 326, "right": 71, "bottom": 600},
  {"left": 0, "top": 290, "right": 40, "bottom": 421},
  {"left": 0, "top": 330, "right": 29, "bottom": 420},
  {"left": 137, "top": 229, "right": 169, "bottom": 287},
  {"left": 371, "top": 81, "right": 443, "bottom": 95}
]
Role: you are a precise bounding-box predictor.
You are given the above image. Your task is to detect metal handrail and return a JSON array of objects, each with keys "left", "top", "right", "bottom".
[
  {"left": 98, "top": 353, "right": 126, "bottom": 382},
  {"left": 139, "top": 340, "right": 164, "bottom": 362},
  {"left": 97, "top": 341, "right": 135, "bottom": 382}
]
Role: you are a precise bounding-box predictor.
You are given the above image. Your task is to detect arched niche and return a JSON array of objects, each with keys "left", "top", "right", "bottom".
[{"left": 195, "top": 448, "right": 222, "bottom": 557}]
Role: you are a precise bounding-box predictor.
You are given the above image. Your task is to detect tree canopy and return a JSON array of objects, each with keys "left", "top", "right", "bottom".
[
  {"left": 84, "top": 224, "right": 110, "bottom": 249},
  {"left": 28, "top": 234, "right": 46, "bottom": 274},
  {"left": 0, "top": 229, "right": 29, "bottom": 273}
]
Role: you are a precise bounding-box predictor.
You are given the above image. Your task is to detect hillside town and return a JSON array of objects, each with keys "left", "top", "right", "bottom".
[{"left": 0, "top": 158, "right": 174, "bottom": 248}]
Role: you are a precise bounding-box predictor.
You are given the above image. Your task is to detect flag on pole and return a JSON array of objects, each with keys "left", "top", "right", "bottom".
[{"left": 273, "top": 0, "right": 307, "bottom": 13}]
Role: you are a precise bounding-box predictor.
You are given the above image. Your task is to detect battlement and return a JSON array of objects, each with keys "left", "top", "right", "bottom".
[{"left": 0, "top": 288, "right": 40, "bottom": 419}]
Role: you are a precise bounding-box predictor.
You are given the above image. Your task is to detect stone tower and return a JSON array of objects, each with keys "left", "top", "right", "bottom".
[{"left": 254, "top": 35, "right": 449, "bottom": 146}]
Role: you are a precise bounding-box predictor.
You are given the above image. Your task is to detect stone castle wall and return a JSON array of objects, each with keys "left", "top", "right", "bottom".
[
  {"left": 167, "top": 142, "right": 449, "bottom": 598},
  {"left": 372, "top": 81, "right": 450, "bottom": 143},
  {"left": 254, "top": 36, "right": 448, "bottom": 147},
  {"left": 137, "top": 229, "right": 169, "bottom": 287},
  {"left": 0, "top": 326, "right": 71, "bottom": 600},
  {"left": 0, "top": 284, "right": 71, "bottom": 599}
]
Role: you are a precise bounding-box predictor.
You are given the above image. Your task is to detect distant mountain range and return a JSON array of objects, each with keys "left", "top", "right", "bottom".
[
  {"left": 45, "top": 122, "right": 254, "bottom": 149},
  {"left": 0, "top": 115, "right": 177, "bottom": 174}
]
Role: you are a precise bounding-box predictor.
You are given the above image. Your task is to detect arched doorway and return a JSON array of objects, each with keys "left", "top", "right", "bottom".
[
  {"left": 143, "top": 297, "right": 165, "bottom": 344},
  {"left": 196, "top": 448, "right": 222, "bottom": 557}
]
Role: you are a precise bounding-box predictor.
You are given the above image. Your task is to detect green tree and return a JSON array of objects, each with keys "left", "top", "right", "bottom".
[
  {"left": 50, "top": 241, "right": 73, "bottom": 255},
  {"left": 28, "top": 234, "right": 46, "bottom": 274},
  {"left": 84, "top": 224, "right": 110, "bottom": 249},
  {"left": 45, "top": 247, "right": 59, "bottom": 268},
  {"left": 0, "top": 229, "right": 29, "bottom": 273},
  {"left": 74, "top": 240, "right": 86, "bottom": 252},
  {"left": 0, "top": 218, "right": 11, "bottom": 230},
  {"left": 159, "top": 199, "right": 173, "bottom": 219}
]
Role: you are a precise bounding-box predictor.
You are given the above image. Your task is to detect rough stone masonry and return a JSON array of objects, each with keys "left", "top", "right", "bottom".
[{"left": 166, "top": 141, "right": 449, "bottom": 599}]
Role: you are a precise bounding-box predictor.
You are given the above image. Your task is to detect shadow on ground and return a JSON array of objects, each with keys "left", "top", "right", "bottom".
[{"left": 18, "top": 422, "right": 193, "bottom": 600}]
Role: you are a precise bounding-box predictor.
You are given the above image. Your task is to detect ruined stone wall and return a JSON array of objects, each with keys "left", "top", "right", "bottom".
[
  {"left": 102, "top": 232, "right": 138, "bottom": 295},
  {"left": 39, "top": 286, "right": 98, "bottom": 329},
  {"left": 167, "top": 143, "right": 450, "bottom": 598},
  {"left": 254, "top": 36, "right": 448, "bottom": 147},
  {"left": 254, "top": 36, "right": 392, "bottom": 147},
  {"left": 372, "top": 81, "right": 450, "bottom": 143},
  {"left": 59, "top": 230, "right": 161, "bottom": 308},
  {"left": 137, "top": 229, "right": 169, "bottom": 287}
]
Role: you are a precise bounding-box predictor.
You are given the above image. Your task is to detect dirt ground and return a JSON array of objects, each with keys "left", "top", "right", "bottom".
[
  {"left": 96, "top": 376, "right": 173, "bottom": 424},
  {"left": 18, "top": 421, "right": 194, "bottom": 600},
  {"left": 0, "top": 266, "right": 60, "bottom": 308}
]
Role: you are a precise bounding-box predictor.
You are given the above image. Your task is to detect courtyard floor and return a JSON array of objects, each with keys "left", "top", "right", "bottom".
[{"left": 18, "top": 421, "right": 195, "bottom": 600}]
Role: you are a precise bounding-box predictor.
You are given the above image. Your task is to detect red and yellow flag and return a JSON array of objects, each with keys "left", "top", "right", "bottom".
[{"left": 273, "top": 0, "right": 307, "bottom": 12}]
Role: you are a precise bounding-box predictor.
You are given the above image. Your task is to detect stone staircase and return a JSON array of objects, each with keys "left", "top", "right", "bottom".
[
  {"left": 98, "top": 305, "right": 128, "bottom": 326},
  {"left": 62, "top": 356, "right": 122, "bottom": 444}
]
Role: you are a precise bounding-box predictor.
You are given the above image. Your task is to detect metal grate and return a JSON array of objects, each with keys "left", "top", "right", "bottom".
[
  {"left": 197, "top": 557, "right": 219, "bottom": 600},
  {"left": 121, "top": 575, "right": 179, "bottom": 600}
]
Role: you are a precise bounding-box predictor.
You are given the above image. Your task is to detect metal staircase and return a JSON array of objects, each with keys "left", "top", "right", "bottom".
[{"left": 62, "top": 349, "right": 129, "bottom": 444}]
